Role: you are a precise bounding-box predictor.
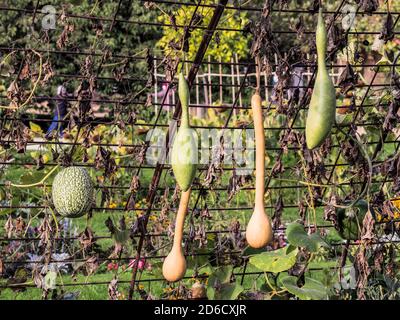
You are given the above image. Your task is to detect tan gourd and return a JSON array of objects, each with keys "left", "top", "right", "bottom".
[
  {"left": 245, "top": 92, "right": 273, "bottom": 248},
  {"left": 162, "top": 189, "right": 191, "bottom": 282}
]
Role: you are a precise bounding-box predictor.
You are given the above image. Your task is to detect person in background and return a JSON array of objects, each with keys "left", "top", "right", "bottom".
[
  {"left": 150, "top": 81, "right": 175, "bottom": 111},
  {"left": 45, "top": 85, "right": 70, "bottom": 139}
]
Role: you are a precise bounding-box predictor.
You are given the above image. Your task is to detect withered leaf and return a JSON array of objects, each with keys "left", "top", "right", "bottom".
[
  {"left": 143, "top": 2, "right": 156, "bottom": 9},
  {"left": 32, "top": 266, "right": 44, "bottom": 288},
  {"left": 38, "top": 216, "right": 52, "bottom": 247},
  {"left": 272, "top": 195, "right": 284, "bottom": 229},
  {"left": 191, "top": 13, "right": 203, "bottom": 28},
  {"left": 324, "top": 194, "right": 338, "bottom": 227},
  {"left": 108, "top": 278, "right": 119, "bottom": 300},
  {"left": 51, "top": 148, "right": 59, "bottom": 161},
  {"left": 215, "top": 31, "right": 220, "bottom": 46},
  {"left": 379, "top": 12, "right": 395, "bottom": 42},
  {"left": 105, "top": 216, "right": 115, "bottom": 234},
  {"left": 129, "top": 175, "right": 140, "bottom": 194},
  {"left": 5, "top": 216, "right": 14, "bottom": 238},
  {"left": 182, "top": 27, "right": 191, "bottom": 53},
  {"left": 361, "top": 211, "right": 376, "bottom": 242},
  {"left": 383, "top": 100, "right": 400, "bottom": 132},
  {"left": 327, "top": 22, "right": 347, "bottom": 59},
  {"left": 338, "top": 63, "right": 357, "bottom": 94},
  {"left": 95, "top": 146, "right": 117, "bottom": 178},
  {"left": 130, "top": 215, "right": 147, "bottom": 237},
  {"left": 309, "top": 0, "right": 320, "bottom": 13},
  {"left": 276, "top": 0, "right": 290, "bottom": 10},
  {"left": 125, "top": 194, "right": 136, "bottom": 211},
  {"left": 168, "top": 40, "right": 182, "bottom": 51},
  {"left": 201, "top": 204, "right": 211, "bottom": 219},
  {"left": 291, "top": 16, "right": 305, "bottom": 39},
  {"left": 227, "top": 171, "right": 243, "bottom": 201},
  {"left": 6, "top": 80, "right": 19, "bottom": 100},
  {"left": 36, "top": 154, "right": 45, "bottom": 170},
  {"left": 119, "top": 216, "right": 126, "bottom": 231},
  {"left": 19, "top": 62, "right": 30, "bottom": 80},
  {"left": 169, "top": 12, "right": 178, "bottom": 31},
  {"left": 42, "top": 61, "right": 54, "bottom": 83},
  {"left": 146, "top": 73, "right": 155, "bottom": 88},
  {"left": 57, "top": 23, "right": 75, "bottom": 49},
  {"left": 271, "top": 157, "right": 284, "bottom": 176},
  {"left": 85, "top": 256, "right": 99, "bottom": 275},
  {"left": 357, "top": 0, "right": 379, "bottom": 14},
  {"left": 14, "top": 216, "right": 25, "bottom": 233},
  {"left": 78, "top": 227, "right": 96, "bottom": 251},
  {"left": 108, "top": 242, "right": 123, "bottom": 259}
]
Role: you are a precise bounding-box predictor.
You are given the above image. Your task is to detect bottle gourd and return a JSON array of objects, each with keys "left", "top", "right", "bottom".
[
  {"left": 162, "top": 189, "right": 191, "bottom": 282},
  {"left": 305, "top": 8, "right": 336, "bottom": 150},
  {"left": 245, "top": 92, "right": 273, "bottom": 248},
  {"left": 170, "top": 72, "right": 198, "bottom": 192},
  {"left": 163, "top": 72, "right": 197, "bottom": 282}
]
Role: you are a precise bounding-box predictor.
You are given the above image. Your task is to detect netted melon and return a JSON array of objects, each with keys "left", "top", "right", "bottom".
[{"left": 52, "top": 167, "right": 94, "bottom": 218}]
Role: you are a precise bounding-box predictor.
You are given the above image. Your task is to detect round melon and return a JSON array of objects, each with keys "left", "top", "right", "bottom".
[{"left": 52, "top": 167, "right": 94, "bottom": 218}]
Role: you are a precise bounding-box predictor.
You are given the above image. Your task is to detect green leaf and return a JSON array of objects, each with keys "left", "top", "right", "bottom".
[
  {"left": 206, "top": 286, "right": 216, "bottom": 300},
  {"left": 286, "top": 223, "right": 325, "bottom": 252},
  {"left": 208, "top": 266, "right": 232, "bottom": 285},
  {"left": 249, "top": 246, "right": 298, "bottom": 273},
  {"left": 218, "top": 283, "right": 244, "bottom": 300},
  {"left": 206, "top": 266, "right": 243, "bottom": 300},
  {"left": 281, "top": 276, "right": 328, "bottom": 300},
  {"left": 242, "top": 245, "right": 267, "bottom": 257},
  {"left": 20, "top": 172, "right": 41, "bottom": 185},
  {"left": 113, "top": 230, "right": 129, "bottom": 244},
  {"left": 337, "top": 200, "right": 368, "bottom": 241},
  {"left": 29, "top": 121, "right": 43, "bottom": 134},
  {"left": 207, "top": 281, "right": 244, "bottom": 300},
  {"left": 186, "top": 249, "right": 210, "bottom": 270}
]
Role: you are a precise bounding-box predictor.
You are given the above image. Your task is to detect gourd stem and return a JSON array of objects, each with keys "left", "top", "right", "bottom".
[
  {"left": 10, "top": 165, "right": 59, "bottom": 188},
  {"left": 255, "top": 55, "right": 261, "bottom": 94},
  {"left": 316, "top": 8, "right": 327, "bottom": 69},
  {"left": 172, "top": 189, "right": 191, "bottom": 248},
  {"left": 252, "top": 94, "right": 265, "bottom": 208}
]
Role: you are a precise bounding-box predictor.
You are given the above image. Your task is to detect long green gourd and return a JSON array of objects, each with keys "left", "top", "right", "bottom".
[
  {"left": 305, "top": 8, "right": 336, "bottom": 150},
  {"left": 171, "top": 72, "right": 198, "bottom": 191},
  {"left": 163, "top": 72, "right": 197, "bottom": 282}
]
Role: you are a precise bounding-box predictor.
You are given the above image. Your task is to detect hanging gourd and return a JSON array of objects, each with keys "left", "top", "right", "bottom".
[
  {"left": 52, "top": 167, "right": 94, "bottom": 218},
  {"left": 163, "top": 71, "right": 197, "bottom": 282},
  {"left": 162, "top": 189, "right": 191, "bottom": 282},
  {"left": 171, "top": 72, "right": 198, "bottom": 191},
  {"left": 245, "top": 59, "right": 273, "bottom": 248},
  {"left": 305, "top": 8, "right": 337, "bottom": 150}
]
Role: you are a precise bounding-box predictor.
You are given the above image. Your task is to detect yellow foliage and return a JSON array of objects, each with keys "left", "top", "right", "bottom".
[
  {"left": 29, "top": 121, "right": 43, "bottom": 134},
  {"left": 157, "top": 1, "right": 250, "bottom": 62}
]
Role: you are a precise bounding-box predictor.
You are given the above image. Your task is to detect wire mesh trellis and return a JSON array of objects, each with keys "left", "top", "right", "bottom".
[{"left": 1, "top": 0, "right": 400, "bottom": 300}]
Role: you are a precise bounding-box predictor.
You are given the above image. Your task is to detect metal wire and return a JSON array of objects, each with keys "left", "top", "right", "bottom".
[{"left": 1, "top": 1, "right": 400, "bottom": 298}]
